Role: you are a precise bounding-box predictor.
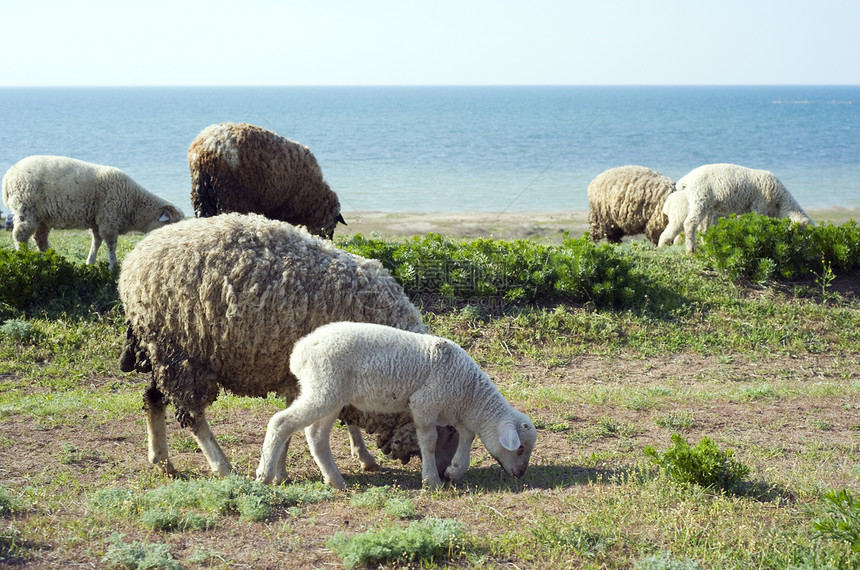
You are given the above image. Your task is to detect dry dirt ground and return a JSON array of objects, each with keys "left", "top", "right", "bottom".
[{"left": 1, "top": 208, "right": 859, "bottom": 568}]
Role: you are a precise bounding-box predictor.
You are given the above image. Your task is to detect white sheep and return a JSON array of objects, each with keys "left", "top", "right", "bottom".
[
  {"left": 660, "top": 163, "right": 813, "bottom": 253},
  {"left": 188, "top": 122, "right": 345, "bottom": 239},
  {"left": 657, "top": 189, "right": 718, "bottom": 246},
  {"left": 118, "top": 213, "right": 459, "bottom": 480},
  {"left": 256, "top": 321, "right": 537, "bottom": 489},
  {"left": 587, "top": 165, "right": 676, "bottom": 244},
  {"left": 2, "top": 155, "right": 184, "bottom": 269}
]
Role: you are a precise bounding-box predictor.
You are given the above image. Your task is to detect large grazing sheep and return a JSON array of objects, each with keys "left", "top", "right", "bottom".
[
  {"left": 188, "top": 122, "right": 345, "bottom": 239},
  {"left": 587, "top": 165, "right": 676, "bottom": 244},
  {"left": 2, "top": 155, "right": 184, "bottom": 269},
  {"left": 257, "top": 322, "right": 537, "bottom": 489},
  {"left": 118, "top": 213, "right": 458, "bottom": 479},
  {"left": 660, "top": 163, "right": 813, "bottom": 253}
]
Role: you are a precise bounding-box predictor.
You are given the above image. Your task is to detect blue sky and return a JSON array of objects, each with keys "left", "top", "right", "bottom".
[{"left": 2, "top": 0, "right": 858, "bottom": 86}]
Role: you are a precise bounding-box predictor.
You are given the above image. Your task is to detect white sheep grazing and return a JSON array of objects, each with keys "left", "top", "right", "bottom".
[
  {"left": 2, "top": 155, "right": 184, "bottom": 269},
  {"left": 188, "top": 122, "right": 345, "bottom": 239},
  {"left": 119, "top": 213, "right": 459, "bottom": 480},
  {"left": 662, "top": 163, "right": 813, "bottom": 254},
  {"left": 587, "top": 165, "right": 676, "bottom": 245},
  {"left": 257, "top": 321, "right": 537, "bottom": 489},
  {"left": 657, "top": 190, "right": 719, "bottom": 247}
]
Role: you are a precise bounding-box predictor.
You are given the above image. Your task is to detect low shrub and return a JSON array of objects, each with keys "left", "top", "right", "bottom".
[
  {"left": 0, "top": 248, "right": 117, "bottom": 315},
  {"left": 699, "top": 214, "right": 860, "bottom": 283},
  {"left": 340, "top": 233, "right": 645, "bottom": 308},
  {"left": 644, "top": 433, "right": 750, "bottom": 493}
]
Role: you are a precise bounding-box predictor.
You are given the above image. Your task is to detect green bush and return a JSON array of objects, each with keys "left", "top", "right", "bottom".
[
  {"left": 699, "top": 214, "right": 860, "bottom": 283},
  {"left": 812, "top": 488, "right": 860, "bottom": 552},
  {"left": 0, "top": 248, "right": 117, "bottom": 314},
  {"left": 644, "top": 433, "right": 750, "bottom": 493},
  {"left": 340, "top": 233, "right": 644, "bottom": 307},
  {"left": 327, "top": 517, "right": 466, "bottom": 569}
]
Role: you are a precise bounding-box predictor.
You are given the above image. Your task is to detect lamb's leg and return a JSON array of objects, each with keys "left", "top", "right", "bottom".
[
  {"left": 34, "top": 223, "right": 51, "bottom": 252},
  {"left": 346, "top": 424, "right": 379, "bottom": 471},
  {"left": 443, "top": 427, "right": 475, "bottom": 483},
  {"left": 413, "top": 421, "right": 443, "bottom": 488},
  {"left": 658, "top": 218, "right": 683, "bottom": 247},
  {"left": 86, "top": 229, "right": 103, "bottom": 265},
  {"left": 683, "top": 208, "right": 707, "bottom": 254},
  {"left": 188, "top": 411, "right": 232, "bottom": 476},
  {"left": 143, "top": 386, "right": 176, "bottom": 475},
  {"left": 257, "top": 396, "right": 343, "bottom": 485},
  {"left": 305, "top": 412, "right": 347, "bottom": 489}
]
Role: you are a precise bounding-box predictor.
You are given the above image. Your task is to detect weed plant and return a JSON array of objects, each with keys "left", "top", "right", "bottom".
[
  {"left": 327, "top": 517, "right": 466, "bottom": 569},
  {"left": 90, "top": 476, "right": 334, "bottom": 530},
  {"left": 644, "top": 433, "right": 751, "bottom": 493},
  {"left": 101, "top": 533, "right": 183, "bottom": 570},
  {"left": 813, "top": 489, "right": 860, "bottom": 552}
]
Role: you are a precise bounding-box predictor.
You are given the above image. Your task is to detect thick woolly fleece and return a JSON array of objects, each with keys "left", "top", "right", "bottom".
[
  {"left": 257, "top": 321, "right": 536, "bottom": 489},
  {"left": 188, "top": 122, "right": 344, "bottom": 238},
  {"left": 118, "top": 213, "right": 457, "bottom": 476},
  {"left": 2, "top": 155, "right": 183, "bottom": 268},
  {"left": 661, "top": 163, "right": 813, "bottom": 253},
  {"left": 587, "top": 165, "right": 676, "bottom": 245}
]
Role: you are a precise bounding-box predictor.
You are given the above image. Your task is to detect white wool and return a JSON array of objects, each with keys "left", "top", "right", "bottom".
[
  {"left": 658, "top": 163, "right": 813, "bottom": 253},
  {"left": 2, "top": 155, "right": 183, "bottom": 269},
  {"left": 256, "top": 321, "right": 537, "bottom": 489}
]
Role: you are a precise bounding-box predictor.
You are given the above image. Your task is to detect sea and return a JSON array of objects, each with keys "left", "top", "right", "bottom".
[{"left": 1, "top": 86, "right": 858, "bottom": 216}]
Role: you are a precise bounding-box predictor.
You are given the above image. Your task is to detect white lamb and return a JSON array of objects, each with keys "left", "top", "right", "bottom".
[
  {"left": 256, "top": 321, "right": 537, "bottom": 489},
  {"left": 2, "top": 155, "right": 184, "bottom": 269},
  {"left": 659, "top": 163, "right": 813, "bottom": 253},
  {"left": 657, "top": 190, "right": 718, "bottom": 246}
]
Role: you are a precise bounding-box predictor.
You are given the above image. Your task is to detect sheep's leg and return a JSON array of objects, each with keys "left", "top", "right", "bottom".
[
  {"left": 143, "top": 386, "right": 176, "bottom": 475},
  {"left": 305, "top": 413, "right": 347, "bottom": 489},
  {"left": 86, "top": 229, "right": 103, "bottom": 265},
  {"left": 443, "top": 427, "right": 475, "bottom": 483},
  {"left": 346, "top": 424, "right": 379, "bottom": 472},
  {"left": 34, "top": 223, "right": 51, "bottom": 252},
  {"left": 413, "top": 421, "right": 443, "bottom": 488},
  {"left": 189, "top": 411, "right": 232, "bottom": 476},
  {"left": 104, "top": 233, "right": 119, "bottom": 270}
]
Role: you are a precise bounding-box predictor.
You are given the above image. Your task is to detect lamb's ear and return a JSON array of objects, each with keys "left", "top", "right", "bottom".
[
  {"left": 158, "top": 211, "right": 170, "bottom": 222},
  {"left": 336, "top": 213, "right": 347, "bottom": 226},
  {"left": 498, "top": 421, "right": 521, "bottom": 452},
  {"left": 159, "top": 206, "right": 178, "bottom": 223}
]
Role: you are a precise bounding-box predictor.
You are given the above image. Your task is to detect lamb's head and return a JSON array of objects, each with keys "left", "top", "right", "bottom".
[{"left": 487, "top": 410, "right": 536, "bottom": 479}]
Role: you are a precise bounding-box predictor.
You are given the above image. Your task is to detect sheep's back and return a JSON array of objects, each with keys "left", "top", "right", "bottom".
[
  {"left": 119, "top": 213, "right": 425, "bottom": 398},
  {"left": 188, "top": 123, "right": 338, "bottom": 229}
]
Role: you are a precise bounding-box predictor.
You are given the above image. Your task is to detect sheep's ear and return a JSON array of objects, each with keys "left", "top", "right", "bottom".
[
  {"left": 158, "top": 211, "right": 170, "bottom": 222},
  {"left": 498, "top": 421, "right": 521, "bottom": 452},
  {"left": 336, "top": 213, "right": 347, "bottom": 226}
]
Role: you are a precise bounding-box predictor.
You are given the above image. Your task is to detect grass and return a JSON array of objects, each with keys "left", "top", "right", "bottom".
[{"left": 0, "top": 226, "right": 859, "bottom": 568}]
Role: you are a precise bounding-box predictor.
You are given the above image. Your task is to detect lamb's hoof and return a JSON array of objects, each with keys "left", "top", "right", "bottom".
[{"left": 362, "top": 463, "right": 380, "bottom": 472}]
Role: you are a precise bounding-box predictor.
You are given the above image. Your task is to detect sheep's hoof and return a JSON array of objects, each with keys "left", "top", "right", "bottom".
[{"left": 362, "top": 462, "right": 380, "bottom": 472}]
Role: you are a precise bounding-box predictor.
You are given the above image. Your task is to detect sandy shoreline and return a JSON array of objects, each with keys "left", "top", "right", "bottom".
[{"left": 337, "top": 207, "right": 859, "bottom": 241}]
